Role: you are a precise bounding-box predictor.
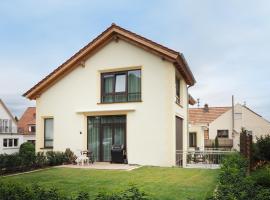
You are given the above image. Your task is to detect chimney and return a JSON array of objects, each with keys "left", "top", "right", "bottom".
[{"left": 203, "top": 104, "right": 209, "bottom": 112}]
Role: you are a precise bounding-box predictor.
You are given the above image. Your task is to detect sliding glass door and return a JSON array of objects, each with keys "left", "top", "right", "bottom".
[{"left": 87, "top": 116, "right": 126, "bottom": 162}]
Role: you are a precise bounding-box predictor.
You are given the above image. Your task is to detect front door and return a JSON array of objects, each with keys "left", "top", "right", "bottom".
[{"left": 87, "top": 115, "right": 126, "bottom": 162}]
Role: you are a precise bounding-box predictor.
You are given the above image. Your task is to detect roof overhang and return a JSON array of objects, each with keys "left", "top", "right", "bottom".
[{"left": 24, "top": 23, "right": 196, "bottom": 100}]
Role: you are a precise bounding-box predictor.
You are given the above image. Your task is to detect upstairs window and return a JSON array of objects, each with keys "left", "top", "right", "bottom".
[
  {"left": 217, "top": 130, "right": 229, "bottom": 138},
  {"left": 175, "top": 77, "right": 180, "bottom": 105},
  {"left": 101, "top": 69, "right": 141, "bottom": 103},
  {"left": 29, "top": 125, "right": 36, "bottom": 133}
]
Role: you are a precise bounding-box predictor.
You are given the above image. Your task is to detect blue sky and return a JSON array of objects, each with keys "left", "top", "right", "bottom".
[{"left": 0, "top": 0, "right": 269, "bottom": 120}]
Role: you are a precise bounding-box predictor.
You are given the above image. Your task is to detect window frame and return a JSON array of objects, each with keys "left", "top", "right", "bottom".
[
  {"left": 217, "top": 130, "right": 229, "bottom": 138},
  {"left": 189, "top": 132, "right": 197, "bottom": 147},
  {"left": 44, "top": 118, "right": 54, "bottom": 148},
  {"left": 101, "top": 69, "right": 141, "bottom": 103},
  {"left": 3, "top": 138, "right": 19, "bottom": 148},
  {"left": 175, "top": 76, "right": 180, "bottom": 105}
]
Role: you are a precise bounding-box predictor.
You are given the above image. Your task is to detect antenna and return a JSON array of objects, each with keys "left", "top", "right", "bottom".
[{"left": 197, "top": 98, "right": 200, "bottom": 108}]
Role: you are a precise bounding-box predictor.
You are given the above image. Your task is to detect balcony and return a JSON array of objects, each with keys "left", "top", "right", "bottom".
[
  {"left": 0, "top": 126, "right": 18, "bottom": 134},
  {"left": 204, "top": 138, "right": 233, "bottom": 148}
]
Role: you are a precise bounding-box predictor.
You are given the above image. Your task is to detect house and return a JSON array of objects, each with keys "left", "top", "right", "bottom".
[
  {"left": 23, "top": 24, "right": 196, "bottom": 167},
  {"left": 17, "top": 107, "right": 36, "bottom": 145},
  {"left": 189, "top": 103, "right": 270, "bottom": 151},
  {"left": 0, "top": 99, "right": 21, "bottom": 154}
]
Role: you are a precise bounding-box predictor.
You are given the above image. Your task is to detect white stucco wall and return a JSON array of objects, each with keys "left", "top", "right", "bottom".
[
  {"left": 36, "top": 39, "right": 188, "bottom": 166},
  {"left": 188, "top": 123, "right": 205, "bottom": 150},
  {"left": 0, "top": 102, "right": 17, "bottom": 132}
]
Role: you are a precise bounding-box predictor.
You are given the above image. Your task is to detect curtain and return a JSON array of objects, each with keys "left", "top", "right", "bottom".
[
  {"left": 103, "top": 75, "right": 114, "bottom": 102},
  {"left": 102, "top": 125, "right": 113, "bottom": 161},
  {"left": 114, "top": 126, "right": 124, "bottom": 145},
  {"left": 89, "top": 117, "right": 100, "bottom": 161},
  {"left": 44, "top": 118, "right": 53, "bottom": 147},
  {"left": 128, "top": 70, "right": 141, "bottom": 101}
]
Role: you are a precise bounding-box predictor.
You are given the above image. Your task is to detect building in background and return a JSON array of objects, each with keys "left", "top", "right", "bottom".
[
  {"left": 0, "top": 99, "right": 21, "bottom": 154},
  {"left": 18, "top": 107, "right": 36, "bottom": 145},
  {"left": 189, "top": 103, "right": 270, "bottom": 151}
]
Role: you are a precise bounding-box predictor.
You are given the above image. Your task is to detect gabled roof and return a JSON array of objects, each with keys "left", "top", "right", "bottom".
[
  {"left": 23, "top": 23, "right": 196, "bottom": 100},
  {"left": 17, "top": 107, "right": 36, "bottom": 134},
  {"left": 189, "top": 106, "right": 231, "bottom": 124},
  {"left": 0, "top": 99, "right": 17, "bottom": 124}
]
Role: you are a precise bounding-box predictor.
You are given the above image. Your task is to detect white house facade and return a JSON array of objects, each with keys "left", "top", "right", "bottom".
[
  {"left": 189, "top": 103, "right": 270, "bottom": 151},
  {"left": 24, "top": 24, "right": 196, "bottom": 167}
]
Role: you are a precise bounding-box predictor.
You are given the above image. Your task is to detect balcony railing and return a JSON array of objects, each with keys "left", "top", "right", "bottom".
[
  {"left": 204, "top": 138, "right": 233, "bottom": 148},
  {"left": 0, "top": 126, "right": 18, "bottom": 134},
  {"left": 176, "top": 150, "right": 233, "bottom": 169}
]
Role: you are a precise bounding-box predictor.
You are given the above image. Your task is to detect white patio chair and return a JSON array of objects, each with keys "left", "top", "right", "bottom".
[{"left": 76, "top": 150, "right": 89, "bottom": 166}]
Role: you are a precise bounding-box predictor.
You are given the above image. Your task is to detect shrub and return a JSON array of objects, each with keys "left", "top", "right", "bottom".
[
  {"left": 252, "top": 166, "right": 270, "bottom": 188},
  {"left": 19, "top": 142, "right": 36, "bottom": 168},
  {"left": 46, "top": 151, "right": 66, "bottom": 166},
  {"left": 35, "top": 152, "right": 48, "bottom": 168},
  {"left": 253, "top": 135, "right": 270, "bottom": 162},
  {"left": 65, "top": 148, "right": 77, "bottom": 164}
]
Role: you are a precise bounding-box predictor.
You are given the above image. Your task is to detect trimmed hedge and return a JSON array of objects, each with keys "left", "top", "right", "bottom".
[
  {"left": 0, "top": 182, "right": 149, "bottom": 200},
  {"left": 0, "top": 143, "right": 77, "bottom": 175}
]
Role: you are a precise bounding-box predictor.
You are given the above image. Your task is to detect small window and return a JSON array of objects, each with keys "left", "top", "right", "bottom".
[
  {"left": 189, "top": 132, "right": 197, "bottom": 147},
  {"left": 175, "top": 77, "right": 180, "bottom": 104},
  {"left": 8, "top": 139, "right": 13, "bottom": 147},
  {"left": 14, "top": 139, "right": 18, "bottom": 147},
  {"left": 217, "top": 130, "right": 229, "bottom": 138},
  {"left": 3, "top": 139, "right": 7, "bottom": 147},
  {"left": 44, "top": 118, "right": 54, "bottom": 148},
  {"left": 29, "top": 125, "right": 36, "bottom": 133}
]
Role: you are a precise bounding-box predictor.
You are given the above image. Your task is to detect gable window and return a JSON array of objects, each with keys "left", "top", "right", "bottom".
[
  {"left": 189, "top": 132, "right": 197, "bottom": 147},
  {"left": 101, "top": 69, "right": 141, "bottom": 103},
  {"left": 29, "top": 125, "right": 36, "bottom": 133},
  {"left": 217, "top": 130, "right": 229, "bottom": 138},
  {"left": 44, "top": 118, "right": 54, "bottom": 148},
  {"left": 175, "top": 77, "right": 180, "bottom": 105}
]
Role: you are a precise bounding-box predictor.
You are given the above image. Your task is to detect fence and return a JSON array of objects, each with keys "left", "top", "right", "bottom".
[{"left": 176, "top": 150, "right": 233, "bottom": 169}]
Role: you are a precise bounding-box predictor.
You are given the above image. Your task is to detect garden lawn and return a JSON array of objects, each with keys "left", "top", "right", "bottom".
[{"left": 1, "top": 166, "right": 218, "bottom": 200}]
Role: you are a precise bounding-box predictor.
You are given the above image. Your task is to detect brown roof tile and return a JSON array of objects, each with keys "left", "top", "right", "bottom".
[
  {"left": 17, "top": 107, "right": 36, "bottom": 134},
  {"left": 189, "top": 107, "right": 231, "bottom": 124}
]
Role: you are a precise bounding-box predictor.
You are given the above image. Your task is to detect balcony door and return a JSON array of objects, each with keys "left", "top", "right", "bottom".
[{"left": 87, "top": 116, "right": 126, "bottom": 162}]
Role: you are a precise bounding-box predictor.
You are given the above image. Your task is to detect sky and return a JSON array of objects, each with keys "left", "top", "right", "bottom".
[{"left": 0, "top": 0, "right": 269, "bottom": 120}]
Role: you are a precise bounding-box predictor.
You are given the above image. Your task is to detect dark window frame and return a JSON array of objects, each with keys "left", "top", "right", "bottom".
[
  {"left": 175, "top": 76, "right": 180, "bottom": 105},
  {"left": 189, "top": 132, "right": 197, "bottom": 147},
  {"left": 44, "top": 118, "right": 54, "bottom": 148},
  {"left": 217, "top": 130, "right": 229, "bottom": 138},
  {"left": 3, "top": 139, "right": 7, "bottom": 147},
  {"left": 101, "top": 69, "right": 141, "bottom": 103}
]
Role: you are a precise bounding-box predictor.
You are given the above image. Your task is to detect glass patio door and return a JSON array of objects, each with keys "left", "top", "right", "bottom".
[{"left": 87, "top": 116, "right": 126, "bottom": 162}]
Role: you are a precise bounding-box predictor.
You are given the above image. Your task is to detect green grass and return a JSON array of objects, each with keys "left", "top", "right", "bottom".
[{"left": 1, "top": 167, "right": 218, "bottom": 200}]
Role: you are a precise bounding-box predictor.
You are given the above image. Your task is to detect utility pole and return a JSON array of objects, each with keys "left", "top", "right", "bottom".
[{"left": 232, "top": 95, "right": 235, "bottom": 137}]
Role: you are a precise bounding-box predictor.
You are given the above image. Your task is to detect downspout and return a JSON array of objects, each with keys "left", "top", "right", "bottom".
[{"left": 185, "top": 85, "right": 192, "bottom": 167}]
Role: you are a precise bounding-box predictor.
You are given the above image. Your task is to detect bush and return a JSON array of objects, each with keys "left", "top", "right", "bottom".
[
  {"left": 0, "top": 181, "right": 149, "bottom": 200},
  {"left": 252, "top": 166, "right": 270, "bottom": 188},
  {"left": 253, "top": 135, "right": 270, "bottom": 162},
  {"left": 35, "top": 152, "right": 48, "bottom": 168},
  {"left": 19, "top": 142, "right": 36, "bottom": 168},
  {"left": 210, "top": 153, "right": 270, "bottom": 200},
  {"left": 46, "top": 151, "right": 66, "bottom": 166},
  {"left": 65, "top": 148, "right": 77, "bottom": 164}
]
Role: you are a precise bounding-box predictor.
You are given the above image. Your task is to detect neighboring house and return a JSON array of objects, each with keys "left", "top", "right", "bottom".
[
  {"left": 189, "top": 103, "right": 270, "bottom": 151},
  {"left": 17, "top": 107, "right": 36, "bottom": 145},
  {"left": 0, "top": 99, "right": 21, "bottom": 154},
  {"left": 24, "top": 24, "right": 196, "bottom": 167}
]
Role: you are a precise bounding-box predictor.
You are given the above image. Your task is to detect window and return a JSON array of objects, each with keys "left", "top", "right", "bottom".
[
  {"left": 189, "top": 132, "right": 197, "bottom": 147},
  {"left": 14, "top": 139, "right": 18, "bottom": 147},
  {"left": 44, "top": 118, "right": 54, "bottom": 148},
  {"left": 217, "top": 130, "right": 229, "bottom": 138},
  {"left": 29, "top": 125, "right": 36, "bottom": 133},
  {"left": 3, "top": 138, "right": 18, "bottom": 148},
  {"left": 3, "top": 139, "right": 7, "bottom": 147},
  {"left": 175, "top": 77, "right": 180, "bottom": 104},
  {"left": 101, "top": 69, "right": 141, "bottom": 103}
]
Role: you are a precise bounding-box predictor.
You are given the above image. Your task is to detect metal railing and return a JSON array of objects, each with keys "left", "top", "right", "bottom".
[
  {"left": 176, "top": 150, "right": 233, "bottom": 169},
  {"left": 0, "top": 126, "right": 18, "bottom": 134}
]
